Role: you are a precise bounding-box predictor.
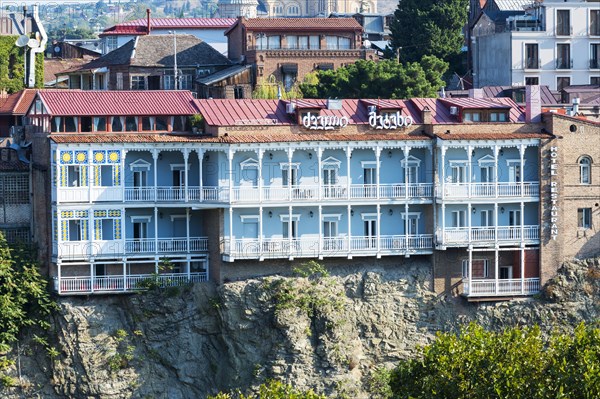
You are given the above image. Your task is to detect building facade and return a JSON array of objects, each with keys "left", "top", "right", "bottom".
[
  {"left": 472, "top": 0, "right": 600, "bottom": 89},
  {"left": 24, "top": 90, "right": 599, "bottom": 300},
  {"left": 225, "top": 17, "right": 376, "bottom": 90}
]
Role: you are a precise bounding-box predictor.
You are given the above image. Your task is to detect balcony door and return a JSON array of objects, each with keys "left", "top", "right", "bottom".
[
  {"left": 363, "top": 162, "right": 376, "bottom": 197},
  {"left": 509, "top": 209, "right": 521, "bottom": 239},
  {"left": 323, "top": 219, "right": 339, "bottom": 250},
  {"left": 450, "top": 163, "right": 467, "bottom": 183},
  {"left": 507, "top": 161, "right": 522, "bottom": 183},
  {"left": 282, "top": 220, "right": 298, "bottom": 239},
  {"left": 282, "top": 166, "right": 299, "bottom": 187},
  {"left": 133, "top": 221, "right": 148, "bottom": 240},
  {"left": 404, "top": 214, "right": 419, "bottom": 235},
  {"left": 452, "top": 210, "right": 466, "bottom": 227},
  {"left": 323, "top": 167, "right": 338, "bottom": 197},
  {"left": 364, "top": 217, "right": 377, "bottom": 248}
]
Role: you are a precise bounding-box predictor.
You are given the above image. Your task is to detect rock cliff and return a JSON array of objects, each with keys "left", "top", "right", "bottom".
[{"left": 3, "top": 257, "right": 599, "bottom": 398}]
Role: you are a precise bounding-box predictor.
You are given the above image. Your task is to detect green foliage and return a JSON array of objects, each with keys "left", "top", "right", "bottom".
[
  {"left": 252, "top": 76, "right": 303, "bottom": 99},
  {"left": 292, "top": 260, "right": 330, "bottom": 279},
  {"left": 0, "top": 36, "right": 25, "bottom": 93},
  {"left": 207, "top": 379, "right": 326, "bottom": 399},
  {"left": 389, "top": 323, "right": 600, "bottom": 399},
  {"left": 299, "top": 58, "right": 447, "bottom": 99},
  {"left": 108, "top": 329, "right": 135, "bottom": 373},
  {"left": 389, "top": 0, "right": 469, "bottom": 64},
  {"left": 367, "top": 367, "right": 393, "bottom": 399}
]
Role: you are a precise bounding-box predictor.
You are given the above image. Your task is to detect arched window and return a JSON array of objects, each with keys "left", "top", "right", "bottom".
[{"left": 580, "top": 156, "right": 591, "bottom": 184}]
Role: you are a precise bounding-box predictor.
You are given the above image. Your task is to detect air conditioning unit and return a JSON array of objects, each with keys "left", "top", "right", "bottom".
[
  {"left": 449, "top": 106, "right": 459, "bottom": 115},
  {"left": 286, "top": 102, "right": 296, "bottom": 114},
  {"left": 367, "top": 105, "right": 377, "bottom": 113}
]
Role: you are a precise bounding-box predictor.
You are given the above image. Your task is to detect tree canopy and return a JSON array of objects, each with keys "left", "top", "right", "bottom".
[
  {"left": 299, "top": 57, "right": 447, "bottom": 99},
  {"left": 389, "top": 323, "right": 600, "bottom": 399},
  {"left": 389, "top": 0, "right": 468, "bottom": 64}
]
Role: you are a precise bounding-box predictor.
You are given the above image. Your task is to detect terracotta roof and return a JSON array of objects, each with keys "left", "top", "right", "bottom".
[
  {"left": 0, "top": 90, "right": 37, "bottom": 115},
  {"left": 434, "top": 132, "right": 551, "bottom": 140},
  {"left": 63, "top": 35, "right": 230, "bottom": 74},
  {"left": 50, "top": 131, "right": 429, "bottom": 144},
  {"left": 35, "top": 90, "right": 199, "bottom": 116},
  {"left": 101, "top": 18, "right": 236, "bottom": 36},
  {"left": 226, "top": 17, "right": 362, "bottom": 35}
]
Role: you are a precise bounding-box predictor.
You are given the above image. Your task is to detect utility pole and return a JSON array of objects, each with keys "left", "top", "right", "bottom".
[{"left": 170, "top": 30, "right": 178, "bottom": 90}]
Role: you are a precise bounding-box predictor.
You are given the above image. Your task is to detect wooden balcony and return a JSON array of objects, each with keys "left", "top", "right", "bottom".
[
  {"left": 437, "top": 182, "right": 539, "bottom": 200},
  {"left": 463, "top": 278, "right": 540, "bottom": 297},
  {"left": 222, "top": 234, "right": 433, "bottom": 260},
  {"left": 54, "top": 272, "right": 208, "bottom": 295}
]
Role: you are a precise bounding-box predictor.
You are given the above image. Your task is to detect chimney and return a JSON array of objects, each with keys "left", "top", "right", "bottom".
[
  {"left": 422, "top": 106, "right": 432, "bottom": 125},
  {"left": 469, "top": 88, "right": 484, "bottom": 98},
  {"left": 146, "top": 9, "right": 151, "bottom": 34},
  {"left": 526, "top": 85, "right": 541, "bottom": 123}
]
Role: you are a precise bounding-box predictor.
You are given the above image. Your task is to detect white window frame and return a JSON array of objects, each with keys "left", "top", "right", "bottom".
[
  {"left": 401, "top": 212, "right": 421, "bottom": 235},
  {"left": 579, "top": 156, "right": 591, "bottom": 184},
  {"left": 462, "top": 259, "right": 489, "bottom": 279},
  {"left": 506, "top": 160, "right": 524, "bottom": 183},
  {"left": 578, "top": 208, "right": 592, "bottom": 229},
  {"left": 449, "top": 161, "right": 467, "bottom": 183}
]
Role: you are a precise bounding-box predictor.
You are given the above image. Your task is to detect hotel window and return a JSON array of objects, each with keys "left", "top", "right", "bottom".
[
  {"left": 402, "top": 156, "right": 421, "bottom": 183},
  {"left": 462, "top": 259, "right": 489, "bottom": 279},
  {"left": 591, "top": 77, "right": 600, "bottom": 85},
  {"left": 241, "top": 216, "right": 259, "bottom": 239},
  {"left": 556, "top": 44, "right": 571, "bottom": 69},
  {"left": 272, "top": 3, "right": 283, "bottom": 15},
  {"left": 525, "top": 43, "right": 539, "bottom": 69},
  {"left": 591, "top": 9, "right": 600, "bottom": 36},
  {"left": 125, "top": 116, "right": 138, "bottom": 131},
  {"left": 509, "top": 210, "right": 521, "bottom": 226},
  {"left": 556, "top": 10, "right": 570, "bottom": 36},
  {"left": 180, "top": 75, "right": 193, "bottom": 90},
  {"left": 325, "top": 36, "right": 351, "bottom": 50},
  {"left": 310, "top": 35, "right": 320, "bottom": 49},
  {"left": 51, "top": 117, "right": 78, "bottom": 132},
  {"left": 68, "top": 220, "right": 83, "bottom": 241},
  {"left": 240, "top": 158, "right": 259, "bottom": 186},
  {"left": 163, "top": 75, "right": 175, "bottom": 90},
  {"left": 452, "top": 210, "right": 466, "bottom": 227},
  {"left": 450, "top": 163, "right": 467, "bottom": 183},
  {"left": 234, "top": 86, "right": 244, "bottom": 99},
  {"left": 580, "top": 157, "right": 591, "bottom": 184},
  {"left": 286, "top": 4, "right": 300, "bottom": 16},
  {"left": 268, "top": 35, "right": 281, "bottom": 49},
  {"left": 591, "top": 44, "right": 600, "bottom": 69},
  {"left": 256, "top": 34, "right": 267, "bottom": 50},
  {"left": 130, "top": 160, "right": 150, "bottom": 188},
  {"left": 93, "top": 117, "right": 107, "bottom": 132},
  {"left": 506, "top": 160, "right": 522, "bottom": 183},
  {"left": 578, "top": 208, "right": 592, "bottom": 229},
  {"left": 111, "top": 117, "right": 124, "bottom": 132},
  {"left": 525, "top": 77, "right": 539, "bottom": 85},
  {"left": 116, "top": 73, "right": 123, "bottom": 90},
  {"left": 66, "top": 166, "right": 84, "bottom": 187},
  {"left": 557, "top": 77, "right": 571, "bottom": 91},
  {"left": 105, "top": 36, "right": 117, "bottom": 52},
  {"left": 131, "top": 76, "right": 146, "bottom": 90},
  {"left": 489, "top": 112, "right": 507, "bottom": 122},
  {"left": 281, "top": 164, "right": 299, "bottom": 186},
  {"left": 462, "top": 111, "right": 481, "bottom": 122},
  {"left": 480, "top": 210, "right": 493, "bottom": 227},
  {"left": 281, "top": 215, "right": 299, "bottom": 239}
]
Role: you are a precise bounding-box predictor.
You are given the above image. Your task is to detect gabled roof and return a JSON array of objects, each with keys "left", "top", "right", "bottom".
[
  {"left": 100, "top": 18, "right": 236, "bottom": 36},
  {"left": 61, "top": 35, "right": 230, "bottom": 74},
  {"left": 0, "top": 89, "right": 37, "bottom": 115},
  {"left": 32, "top": 90, "right": 199, "bottom": 116},
  {"left": 225, "top": 17, "right": 362, "bottom": 35}
]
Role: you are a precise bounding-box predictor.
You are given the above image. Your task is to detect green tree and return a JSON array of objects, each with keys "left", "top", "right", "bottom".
[
  {"left": 0, "top": 236, "right": 57, "bottom": 384},
  {"left": 388, "top": 323, "right": 600, "bottom": 399},
  {"left": 299, "top": 58, "right": 447, "bottom": 99},
  {"left": 389, "top": 0, "right": 468, "bottom": 64}
]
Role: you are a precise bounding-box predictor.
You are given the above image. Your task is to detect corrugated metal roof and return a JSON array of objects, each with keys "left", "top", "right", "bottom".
[
  {"left": 36, "top": 90, "right": 199, "bottom": 116},
  {"left": 101, "top": 18, "right": 236, "bottom": 36},
  {"left": 198, "top": 65, "right": 251, "bottom": 85},
  {"left": 494, "top": 0, "right": 533, "bottom": 11},
  {"left": 0, "top": 89, "right": 37, "bottom": 115}
]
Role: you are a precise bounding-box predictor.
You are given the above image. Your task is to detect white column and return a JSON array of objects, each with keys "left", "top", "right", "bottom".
[
  {"left": 198, "top": 149, "right": 204, "bottom": 202},
  {"left": 467, "top": 246, "right": 473, "bottom": 296},
  {"left": 494, "top": 203, "right": 499, "bottom": 246},
  {"left": 494, "top": 145, "right": 499, "bottom": 198},
  {"left": 404, "top": 203, "right": 409, "bottom": 251},
  {"left": 440, "top": 147, "right": 446, "bottom": 199},
  {"left": 346, "top": 146, "right": 352, "bottom": 200},
  {"left": 154, "top": 207, "right": 158, "bottom": 254},
  {"left": 257, "top": 149, "right": 264, "bottom": 203},
  {"left": 318, "top": 204, "right": 323, "bottom": 257},
  {"left": 495, "top": 248, "right": 499, "bottom": 294},
  {"left": 183, "top": 148, "right": 189, "bottom": 202},
  {"left": 287, "top": 148, "right": 293, "bottom": 201},
  {"left": 87, "top": 149, "right": 92, "bottom": 204},
  {"left": 468, "top": 203, "right": 472, "bottom": 243},
  {"left": 520, "top": 201, "right": 525, "bottom": 243},
  {"left": 467, "top": 145, "right": 473, "bottom": 199},
  {"left": 520, "top": 247, "right": 525, "bottom": 294},
  {"left": 152, "top": 149, "right": 159, "bottom": 201},
  {"left": 519, "top": 144, "right": 526, "bottom": 196},
  {"left": 229, "top": 207, "right": 233, "bottom": 256},
  {"left": 288, "top": 204, "right": 293, "bottom": 257},
  {"left": 347, "top": 204, "right": 352, "bottom": 257},
  {"left": 228, "top": 149, "right": 234, "bottom": 202},
  {"left": 122, "top": 261, "right": 127, "bottom": 292},
  {"left": 55, "top": 148, "right": 61, "bottom": 204},
  {"left": 186, "top": 208, "right": 190, "bottom": 253},
  {"left": 57, "top": 262, "right": 62, "bottom": 295},
  {"left": 375, "top": 146, "right": 381, "bottom": 200},
  {"left": 441, "top": 204, "right": 446, "bottom": 245},
  {"left": 90, "top": 261, "right": 94, "bottom": 293},
  {"left": 259, "top": 207, "right": 263, "bottom": 259},
  {"left": 376, "top": 203, "right": 381, "bottom": 254},
  {"left": 121, "top": 149, "right": 127, "bottom": 203},
  {"left": 403, "top": 146, "right": 410, "bottom": 199},
  {"left": 317, "top": 147, "right": 323, "bottom": 201}
]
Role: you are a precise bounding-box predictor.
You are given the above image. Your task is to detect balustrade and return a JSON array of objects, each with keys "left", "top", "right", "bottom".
[{"left": 463, "top": 278, "right": 540, "bottom": 297}]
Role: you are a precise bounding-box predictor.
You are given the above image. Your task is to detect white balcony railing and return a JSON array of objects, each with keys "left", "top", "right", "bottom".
[
  {"left": 463, "top": 278, "right": 540, "bottom": 297},
  {"left": 55, "top": 272, "right": 208, "bottom": 295},
  {"left": 56, "top": 237, "right": 208, "bottom": 259},
  {"left": 223, "top": 234, "right": 433, "bottom": 259},
  {"left": 439, "top": 182, "right": 539, "bottom": 199},
  {"left": 439, "top": 226, "right": 539, "bottom": 245}
]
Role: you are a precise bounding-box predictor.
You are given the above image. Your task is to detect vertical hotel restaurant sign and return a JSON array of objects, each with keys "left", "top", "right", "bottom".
[{"left": 549, "top": 146, "right": 559, "bottom": 240}]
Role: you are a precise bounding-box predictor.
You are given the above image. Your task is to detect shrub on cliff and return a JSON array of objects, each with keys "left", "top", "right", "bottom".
[
  {"left": 208, "top": 379, "right": 326, "bottom": 399},
  {"left": 388, "top": 323, "right": 600, "bottom": 399}
]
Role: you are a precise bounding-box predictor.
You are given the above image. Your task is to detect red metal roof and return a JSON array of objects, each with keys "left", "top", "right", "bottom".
[
  {"left": 101, "top": 18, "right": 236, "bottom": 36},
  {"left": 35, "top": 90, "right": 199, "bottom": 116},
  {"left": 226, "top": 17, "right": 362, "bottom": 35},
  {"left": 410, "top": 97, "right": 525, "bottom": 123}
]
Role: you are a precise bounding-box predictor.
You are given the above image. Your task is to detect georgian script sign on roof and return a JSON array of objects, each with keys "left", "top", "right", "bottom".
[
  {"left": 368, "top": 111, "right": 413, "bottom": 129},
  {"left": 302, "top": 112, "right": 349, "bottom": 130}
]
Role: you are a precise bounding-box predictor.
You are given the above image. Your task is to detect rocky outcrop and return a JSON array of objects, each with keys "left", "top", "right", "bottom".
[{"left": 3, "top": 258, "right": 599, "bottom": 398}]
